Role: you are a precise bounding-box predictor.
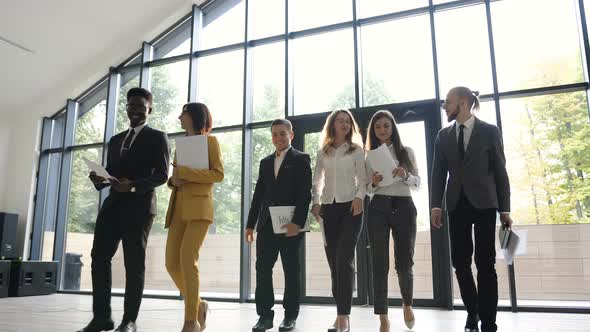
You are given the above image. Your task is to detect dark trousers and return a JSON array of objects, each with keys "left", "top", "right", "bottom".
[
  {"left": 449, "top": 192, "right": 498, "bottom": 331},
  {"left": 90, "top": 199, "right": 154, "bottom": 323},
  {"left": 321, "top": 201, "right": 363, "bottom": 315},
  {"left": 367, "top": 195, "right": 417, "bottom": 314},
  {"left": 255, "top": 222, "right": 304, "bottom": 319}
]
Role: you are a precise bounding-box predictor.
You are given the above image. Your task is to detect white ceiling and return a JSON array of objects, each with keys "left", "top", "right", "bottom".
[{"left": 0, "top": 0, "right": 207, "bottom": 116}]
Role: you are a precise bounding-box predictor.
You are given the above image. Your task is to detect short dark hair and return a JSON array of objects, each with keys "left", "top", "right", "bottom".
[
  {"left": 270, "top": 118, "right": 293, "bottom": 132},
  {"left": 127, "top": 87, "right": 153, "bottom": 105},
  {"left": 183, "top": 102, "right": 213, "bottom": 134}
]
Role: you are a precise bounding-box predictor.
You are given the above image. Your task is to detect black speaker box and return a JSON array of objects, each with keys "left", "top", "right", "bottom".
[
  {"left": 9, "top": 261, "right": 58, "bottom": 297},
  {"left": 0, "top": 213, "right": 19, "bottom": 259},
  {"left": 0, "top": 260, "right": 10, "bottom": 298}
]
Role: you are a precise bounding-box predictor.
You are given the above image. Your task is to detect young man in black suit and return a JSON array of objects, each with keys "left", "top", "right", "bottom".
[
  {"left": 245, "top": 119, "right": 312, "bottom": 332},
  {"left": 431, "top": 86, "right": 513, "bottom": 332},
  {"left": 78, "top": 87, "right": 170, "bottom": 332}
]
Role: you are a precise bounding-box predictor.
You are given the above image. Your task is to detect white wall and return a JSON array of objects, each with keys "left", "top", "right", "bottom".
[{"left": 0, "top": 113, "right": 15, "bottom": 212}]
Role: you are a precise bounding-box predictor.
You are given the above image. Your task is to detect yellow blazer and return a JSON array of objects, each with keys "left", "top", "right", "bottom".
[{"left": 165, "top": 135, "right": 224, "bottom": 227}]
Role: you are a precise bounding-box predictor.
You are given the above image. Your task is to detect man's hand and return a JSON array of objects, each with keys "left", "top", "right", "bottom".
[
  {"left": 110, "top": 178, "right": 133, "bottom": 192},
  {"left": 431, "top": 208, "right": 443, "bottom": 229},
  {"left": 88, "top": 171, "right": 106, "bottom": 185},
  {"left": 500, "top": 213, "right": 513, "bottom": 230},
  {"left": 282, "top": 223, "right": 301, "bottom": 237},
  {"left": 245, "top": 228, "right": 255, "bottom": 243},
  {"left": 351, "top": 197, "right": 363, "bottom": 216}
]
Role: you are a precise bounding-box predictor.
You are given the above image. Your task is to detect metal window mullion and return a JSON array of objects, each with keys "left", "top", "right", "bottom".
[
  {"left": 484, "top": 0, "right": 502, "bottom": 131},
  {"left": 99, "top": 68, "right": 120, "bottom": 207},
  {"left": 29, "top": 118, "right": 55, "bottom": 260},
  {"left": 239, "top": 0, "right": 253, "bottom": 303},
  {"left": 189, "top": 4, "right": 203, "bottom": 102},
  {"left": 285, "top": 0, "right": 293, "bottom": 117},
  {"left": 140, "top": 42, "right": 154, "bottom": 90},
  {"left": 53, "top": 99, "right": 78, "bottom": 289}
]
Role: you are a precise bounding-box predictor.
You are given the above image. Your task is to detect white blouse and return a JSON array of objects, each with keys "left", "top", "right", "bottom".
[
  {"left": 366, "top": 145, "right": 420, "bottom": 197},
  {"left": 312, "top": 143, "right": 368, "bottom": 205}
]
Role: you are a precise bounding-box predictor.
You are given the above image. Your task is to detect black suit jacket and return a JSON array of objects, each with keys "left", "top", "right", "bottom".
[
  {"left": 430, "top": 117, "right": 510, "bottom": 212},
  {"left": 246, "top": 147, "right": 312, "bottom": 231},
  {"left": 96, "top": 125, "right": 170, "bottom": 215}
]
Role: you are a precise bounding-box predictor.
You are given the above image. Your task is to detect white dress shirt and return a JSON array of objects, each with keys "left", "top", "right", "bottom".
[
  {"left": 274, "top": 146, "right": 291, "bottom": 178},
  {"left": 455, "top": 115, "right": 476, "bottom": 151},
  {"left": 366, "top": 145, "right": 420, "bottom": 197},
  {"left": 312, "top": 143, "right": 368, "bottom": 205},
  {"left": 120, "top": 123, "right": 147, "bottom": 155}
]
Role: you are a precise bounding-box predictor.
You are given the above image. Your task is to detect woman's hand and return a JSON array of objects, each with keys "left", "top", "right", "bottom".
[
  {"left": 351, "top": 197, "right": 363, "bottom": 216},
  {"left": 311, "top": 204, "right": 321, "bottom": 220},
  {"left": 393, "top": 167, "right": 407, "bottom": 179},
  {"left": 371, "top": 172, "right": 383, "bottom": 187}
]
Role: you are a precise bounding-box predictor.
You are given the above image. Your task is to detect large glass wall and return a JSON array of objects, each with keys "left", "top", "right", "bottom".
[{"left": 32, "top": 0, "right": 590, "bottom": 308}]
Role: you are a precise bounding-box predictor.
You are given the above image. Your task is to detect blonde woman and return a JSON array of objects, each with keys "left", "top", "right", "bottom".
[{"left": 311, "top": 110, "right": 368, "bottom": 332}]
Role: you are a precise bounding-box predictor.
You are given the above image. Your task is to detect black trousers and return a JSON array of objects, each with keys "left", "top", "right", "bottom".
[
  {"left": 367, "top": 195, "right": 417, "bottom": 313},
  {"left": 255, "top": 221, "right": 304, "bottom": 319},
  {"left": 449, "top": 191, "right": 498, "bottom": 331},
  {"left": 90, "top": 197, "right": 154, "bottom": 323},
  {"left": 321, "top": 201, "right": 363, "bottom": 315}
]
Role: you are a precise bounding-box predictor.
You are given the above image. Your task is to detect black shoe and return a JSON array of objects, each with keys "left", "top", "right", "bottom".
[
  {"left": 252, "top": 316, "right": 273, "bottom": 332},
  {"left": 114, "top": 321, "right": 137, "bottom": 332},
  {"left": 77, "top": 319, "right": 115, "bottom": 332},
  {"left": 465, "top": 313, "right": 479, "bottom": 332},
  {"left": 279, "top": 318, "right": 296, "bottom": 331}
]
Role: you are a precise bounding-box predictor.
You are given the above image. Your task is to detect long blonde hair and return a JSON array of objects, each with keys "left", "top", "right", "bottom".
[{"left": 321, "top": 109, "right": 363, "bottom": 155}]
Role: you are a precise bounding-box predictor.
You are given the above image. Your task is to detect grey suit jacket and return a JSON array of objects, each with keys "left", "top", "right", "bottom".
[{"left": 430, "top": 117, "right": 510, "bottom": 212}]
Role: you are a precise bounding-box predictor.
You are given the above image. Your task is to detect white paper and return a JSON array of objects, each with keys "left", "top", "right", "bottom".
[
  {"left": 83, "top": 157, "right": 113, "bottom": 182},
  {"left": 269, "top": 206, "right": 310, "bottom": 234},
  {"left": 317, "top": 216, "right": 327, "bottom": 247},
  {"left": 366, "top": 143, "right": 399, "bottom": 187},
  {"left": 175, "top": 135, "right": 209, "bottom": 169}
]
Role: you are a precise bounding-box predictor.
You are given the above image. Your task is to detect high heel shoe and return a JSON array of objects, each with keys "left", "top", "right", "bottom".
[
  {"left": 379, "top": 315, "right": 390, "bottom": 332},
  {"left": 327, "top": 319, "right": 337, "bottom": 332},
  {"left": 181, "top": 321, "right": 201, "bottom": 332},
  {"left": 336, "top": 316, "right": 350, "bottom": 332},
  {"left": 198, "top": 300, "right": 210, "bottom": 331},
  {"left": 403, "top": 305, "right": 415, "bottom": 329}
]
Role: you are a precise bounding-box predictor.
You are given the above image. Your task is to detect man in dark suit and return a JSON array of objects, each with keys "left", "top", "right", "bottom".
[
  {"left": 431, "top": 86, "right": 512, "bottom": 332},
  {"left": 245, "top": 119, "right": 312, "bottom": 332},
  {"left": 78, "top": 87, "right": 170, "bottom": 332}
]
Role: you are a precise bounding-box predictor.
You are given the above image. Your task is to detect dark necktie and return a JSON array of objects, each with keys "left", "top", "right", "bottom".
[
  {"left": 121, "top": 129, "right": 135, "bottom": 159},
  {"left": 458, "top": 124, "right": 465, "bottom": 161}
]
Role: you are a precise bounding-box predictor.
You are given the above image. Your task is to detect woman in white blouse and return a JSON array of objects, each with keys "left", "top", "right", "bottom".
[
  {"left": 311, "top": 109, "right": 368, "bottom": 332},
  {"left": 365, "top": 110, "right": 419, "bottom": 332}
]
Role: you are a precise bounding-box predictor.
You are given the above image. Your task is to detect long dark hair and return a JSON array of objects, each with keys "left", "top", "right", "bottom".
[
  {"left": 365, "top": 110, "right": 414, "bottom": 171},
  {"left": 183, "top": 102, "right": 212, "bottom": 134}
]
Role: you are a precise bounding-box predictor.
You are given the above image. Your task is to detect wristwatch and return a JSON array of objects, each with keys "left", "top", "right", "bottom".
[{"left": 130, "top": 186, "right": 136, "bottom": 193}]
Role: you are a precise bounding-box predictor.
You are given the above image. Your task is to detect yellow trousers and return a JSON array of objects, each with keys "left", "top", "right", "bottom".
[{"left": 165, "top": 200, "right": 209, "bottom": 321}]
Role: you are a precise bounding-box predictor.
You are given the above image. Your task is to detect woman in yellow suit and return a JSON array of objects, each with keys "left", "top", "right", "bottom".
[{"left": 165, "top": 102, "right": 224, "bottom": 332}]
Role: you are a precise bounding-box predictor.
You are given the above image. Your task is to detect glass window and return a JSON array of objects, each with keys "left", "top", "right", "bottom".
[
  {"left": 200, "top": 130, "right": 242, "bottom": 296},
  {"left": 360, "top": 15, "right": 435, "bottom": 107},
  {"left": 75, "top": 86, "right": 107, "bottom": 145},
  {"left": 201, "top": 0, "right": 245, "bottom": 50},
  {"left": 252, "top": 42, "right": 285, "bottom": 122},
  {"left": 248, "top": 0, "right": 285, "bottom": 39},
  {"left": 41, "top": 153, "right": 62, "bottom": 261},
  {"left": 153, "top": 19, "right": 191, "bottom": 60},
  {"left": 491, "top": 0, "right": 584, "bottom": 92},
  {"left": 116, "top": 70, "right": 140, "bottom": 135},
  {"left": 150, "top": 60, "right": 189, "bottom": 133},
  {"left": 63, "top": 148, "right": 102, "bottom": 291},
  {"left": 499, "top": 91, "right": 590, "bottom": 303},
  {"left": 289, "top": 0, "right": 352, "bottom": 31},
  {"left": 293, "top": 29, "right": 355, "bottom": 115},
  {"left": 197, "top": 50, "right": 244, "bottom": 127},
  {"left": 358, "top": 0, "right": 428, "bottom": 19},
  {"left": 435, "top": 4, "right": 493, "bottom": 97}
]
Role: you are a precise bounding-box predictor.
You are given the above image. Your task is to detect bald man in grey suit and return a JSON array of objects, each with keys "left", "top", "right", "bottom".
[{"left": 431, "top": 87, "right": 513, "bottom": 332}]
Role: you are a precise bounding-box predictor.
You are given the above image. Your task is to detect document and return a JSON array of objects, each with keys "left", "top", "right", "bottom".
[
  {"left": 499, "top": 227, "right": 527, "bottom": 265},
  {"left": 366, "top": 143, "right": 399, "bottom": 187},
  {"left": 269, "top": 206, "right": 310, "bottom": 234},
  {"left": 83, "top": 157, "right": 113, "bottom": 183},
  {"left": 175, "top": 135, "right": 209, "bottom": 169}
]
